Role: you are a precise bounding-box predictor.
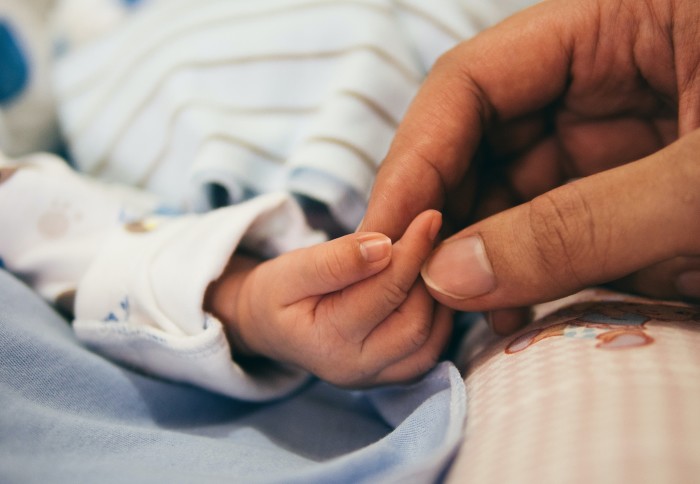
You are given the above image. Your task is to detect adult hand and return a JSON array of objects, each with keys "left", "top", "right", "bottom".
[{"left": 360, "top": 0, "right": 700, "bottom": 333}]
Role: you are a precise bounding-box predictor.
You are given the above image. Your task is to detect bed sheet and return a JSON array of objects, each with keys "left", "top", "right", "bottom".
[{"left": 0, "top": 269, "right": 466, "bottom": 484}]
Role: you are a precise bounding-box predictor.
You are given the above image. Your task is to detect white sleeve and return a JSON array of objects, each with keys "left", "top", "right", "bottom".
[
  {"left": 74, "top": 194, "right": 325, "bottom": 401},
  {"left": 0, "top": 152, "right": 325, "bottom": 401},
  {"left": 0, "top": 151, "right": 157, "bottom": 302}
]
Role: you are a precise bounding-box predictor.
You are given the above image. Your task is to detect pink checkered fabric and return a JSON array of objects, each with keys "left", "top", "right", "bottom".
[{"left": 448, "top": 290, "right": 700, "bottom": 484}]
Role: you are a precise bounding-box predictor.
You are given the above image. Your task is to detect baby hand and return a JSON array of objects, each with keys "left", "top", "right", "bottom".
[{"left": 209, "top": 210, "right": 452, "bottom": 388}]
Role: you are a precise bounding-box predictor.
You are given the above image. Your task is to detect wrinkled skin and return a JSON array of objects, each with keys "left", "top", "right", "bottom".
[{"left": 360, "top": 0, "right": 700, "bottom": 333}]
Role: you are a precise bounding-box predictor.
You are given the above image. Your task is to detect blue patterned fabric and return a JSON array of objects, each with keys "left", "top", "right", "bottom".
[{"left": 0, "top": 269, "right": 466, "bottom": 483}]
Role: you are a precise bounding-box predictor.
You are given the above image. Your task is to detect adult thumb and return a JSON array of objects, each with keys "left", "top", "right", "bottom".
[{"left": 421, "top": 131, "right": 700, "bottom": 312}]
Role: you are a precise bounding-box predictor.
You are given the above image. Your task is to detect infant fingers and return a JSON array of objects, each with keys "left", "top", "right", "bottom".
[
  {"left": 315, "top": 210, "right": 442, "bottom": 344},
  {"left": 271, "top": 231, "right": 393, "bottom": 305},
  {"left": 371, "top": 303, "right": 453, "bottom": 385},
  {"left": 359, "top": 282, "right": 434, "bottom": 367},
  {"left": 329, "top": 301, "right": 453, "bottom": 388}
]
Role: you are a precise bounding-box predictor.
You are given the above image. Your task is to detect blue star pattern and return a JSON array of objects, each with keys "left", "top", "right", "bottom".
[{"left": 103, "top": 296, "right": 131, "bottom": 322}]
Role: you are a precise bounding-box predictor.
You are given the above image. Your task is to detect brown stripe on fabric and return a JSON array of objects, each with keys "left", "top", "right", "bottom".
[
  {"left": 134, "top": 101, "right": 315, "bottom": 186},
  {"left": 81, "top": 44, "right": 418, "bottom": 175},
  {"left": 204, "top": 133, "right": 286, "bottom": 162},
  {"left": 132, "top": 89, "right": 396, "bottom": 186},
  {"left": 338, "top": 89, "right": 399, "bottom": 128},
  {"left": 306, "top": 135, "right": 379, "bottom": 173},
  {"left": 394, "top": 0, "right": 464, "bottom": 42},
  {"left": 59, "top": 0, "right": 394, "bottom": 99},
  {"left": 194, "top": 132, "right": 285, "bottom": 163}
]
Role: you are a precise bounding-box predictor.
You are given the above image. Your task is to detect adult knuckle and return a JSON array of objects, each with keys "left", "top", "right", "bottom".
[
  {"left": 434, "top": 43, "right": 493, "bottom": 124},
  {"left": 527, "top": 184, "right": 599, "bottom": 285}
]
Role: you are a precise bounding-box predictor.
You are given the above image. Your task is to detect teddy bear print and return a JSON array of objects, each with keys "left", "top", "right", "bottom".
[{"left": 37, "top": 199, "right": 83, "bottom": 239}]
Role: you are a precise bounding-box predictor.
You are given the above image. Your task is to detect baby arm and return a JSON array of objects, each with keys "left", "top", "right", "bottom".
[
  {"left": 205, "top": 210, "right": 453, "bottom": 387},
  {"left": 0, "top": 152, "right": 323, "bottom": 400}
]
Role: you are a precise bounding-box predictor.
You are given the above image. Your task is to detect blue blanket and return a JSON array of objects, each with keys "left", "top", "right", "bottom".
[{"left": 0, "top": 270, "right": 466, "bottom": 483}]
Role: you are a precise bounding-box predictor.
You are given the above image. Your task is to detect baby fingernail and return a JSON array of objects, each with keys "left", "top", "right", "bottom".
[
  {"left": 428, "top": 211, "right": 442, "bottom": 242},
  {"left": 676, "top": 271, "right": 700, "bottom": 299},
  {"left": 422, "top": 235, "right": 495, "bottom": 299},
  {"left": 359, "top": 234, "right": 392, "bottom": 262}
]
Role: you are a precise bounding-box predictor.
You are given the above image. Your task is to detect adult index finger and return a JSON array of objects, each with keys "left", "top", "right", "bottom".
[{"left": 360, "top": 0, "right": 581, "bottom": 239}]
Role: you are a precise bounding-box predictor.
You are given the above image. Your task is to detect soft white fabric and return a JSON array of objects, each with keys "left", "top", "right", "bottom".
[
  {"left": 51, "top": 0, "right": 538, "bottom": 231},
  {"left": 0, "top": 152, "right": 157, "bottom": 301},
  {"left": 0, "top": 154, "right": 323, "bottom": 400}
]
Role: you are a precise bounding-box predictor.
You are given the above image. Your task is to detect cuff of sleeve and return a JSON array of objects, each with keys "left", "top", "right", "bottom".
[
  {"left": 73, "top": 316, "right": 310, "bottom": 401},
  {"left": 74, "top": 192, "right": 325, "bottom": 400},
  {"left": 0, "top": 153, "right": 156, "bottom": 301}
]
